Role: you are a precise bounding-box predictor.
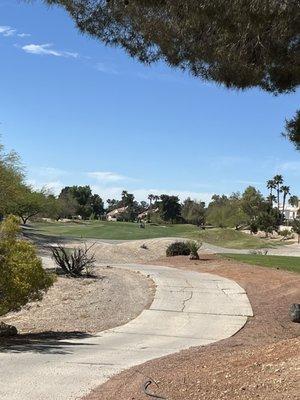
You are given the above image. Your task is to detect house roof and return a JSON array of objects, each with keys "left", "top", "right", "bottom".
[{"left": 107, "top": 206, "right": 128, "bottom": 217}]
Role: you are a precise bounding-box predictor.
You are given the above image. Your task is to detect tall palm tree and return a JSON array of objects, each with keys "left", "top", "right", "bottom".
[
  {"left": 281, "top": 185, "right": 290, "bottom": 214},
  {"left": 153, "top": 195, "right": 160, "bottom": 206},
  {"left": 148, "top": 194, "right": 154, "bottom": 208},
  {"left": 273, "top": 175, "right": 284, "bottom": 209},
  {"left": 267, "top": 179, "right": 276, "bottom": 206},
  {"left": 289, "top": 195, "right": 299, "bottom": 208}
]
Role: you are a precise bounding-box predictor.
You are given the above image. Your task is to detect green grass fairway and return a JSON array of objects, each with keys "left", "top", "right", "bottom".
[
  {"left": 220, "top": 253, "right": 300, "bottom": 273},
  {"left": 27, "top": 220, "right": 281, "bottom": 249}
]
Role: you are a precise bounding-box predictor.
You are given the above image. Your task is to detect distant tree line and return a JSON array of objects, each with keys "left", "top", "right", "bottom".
[{"left": 1, "top": 143, "right": 298, "bottom": 237}]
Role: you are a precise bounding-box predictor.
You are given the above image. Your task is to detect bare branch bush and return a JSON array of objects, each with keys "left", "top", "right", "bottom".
[{"left": 51, "top": 243, "right": 96, "bottom": 277}]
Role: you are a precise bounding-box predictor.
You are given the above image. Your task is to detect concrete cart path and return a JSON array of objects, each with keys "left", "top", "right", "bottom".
[{"left": 0, "top": 262, "right": 253, "bottom": 400}]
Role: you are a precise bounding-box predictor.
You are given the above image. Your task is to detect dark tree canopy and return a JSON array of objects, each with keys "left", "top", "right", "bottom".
[
  {"left": 45, "top": 0, "right": 300, "bottom": 94},
  {"left": 282, "top": 110, "right": 300, "bottom": 150}
]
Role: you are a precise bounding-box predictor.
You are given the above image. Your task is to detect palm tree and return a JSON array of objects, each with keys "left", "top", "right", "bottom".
[
  {"left": 273, "top": 175, "right": 284, "bottom": 209},
  {"left": 267, "top": 194, "right": 277, "bottom": 207},
  {"left": 281, "top": 185, "right": 290, "bottom": 214},
  {"left": 148, "top": 194, "right": 154, "bottom": 209},
  {"left": 289, "top": 195, "right": 299, "bottom": 207},
  {"left": 267, "top": 179, "right": 276, "bottom": 206},
  {"left": 153, "top": 195, "right": 160, "bottom": 206}
]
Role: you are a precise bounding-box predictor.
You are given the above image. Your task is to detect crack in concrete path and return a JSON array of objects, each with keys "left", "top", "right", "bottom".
[{"left": 181, "top": 291, "right": 194, "bottom": 312}]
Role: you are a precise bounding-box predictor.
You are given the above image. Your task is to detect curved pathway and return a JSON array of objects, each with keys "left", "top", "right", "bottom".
[{"left": 0, "top": 263, "right": 253, "bottom": 400}]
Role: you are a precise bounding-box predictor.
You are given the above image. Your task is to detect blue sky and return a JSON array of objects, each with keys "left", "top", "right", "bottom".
[{"left": 1, "top": 0, "right": 299, "bottom": 204}]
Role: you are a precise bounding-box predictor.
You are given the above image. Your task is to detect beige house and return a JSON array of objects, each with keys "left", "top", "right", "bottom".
[
  {"left": 106, "top": 206, "right": 128, "bottom": 221},
  {"left": 138, "top": 207, "right": 159, "bottom": 221}
]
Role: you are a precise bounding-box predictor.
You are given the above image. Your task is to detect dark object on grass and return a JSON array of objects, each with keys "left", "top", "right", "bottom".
[
  {"left": 0, "top": 321, "right": 18, "bottom": 337},
  {"left": 290, "top": 303, "right": 300, "bottom": 323},
  {"left": 142, "top": 379, "right": 166, "bottom": 399},
  {"left": 51, "top": 243, "right": 96, "bottom": 277},
  {"left": 166, "top": 242, "right": 190, "bottom": 257}
]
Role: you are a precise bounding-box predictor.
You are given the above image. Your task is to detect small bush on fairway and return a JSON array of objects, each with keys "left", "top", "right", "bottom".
[
  {"left": 0, "top": 215, "right": 54, "bottom": 316},
  {"left": 166, "top": 241, "right": 191, "bottom": 257}
]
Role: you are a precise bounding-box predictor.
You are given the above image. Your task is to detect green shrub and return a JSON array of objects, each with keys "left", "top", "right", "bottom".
[
  {"left": 0, "top": 215, "right": 54, "bottom": 315},
  {"left": 166, "top": 241, "right": 191, "bottom": 257},
  {"left": 187, "top": 240, "right": 202, "bottom": 259}
]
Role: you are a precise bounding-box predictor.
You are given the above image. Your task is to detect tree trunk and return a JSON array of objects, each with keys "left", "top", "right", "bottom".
[{"left": 282, "top": 194, "right": 287, "bottom": 214}]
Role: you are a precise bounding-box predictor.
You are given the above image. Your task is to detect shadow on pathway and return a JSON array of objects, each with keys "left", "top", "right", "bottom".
[{"left": 0, "top": 331, "right": 94, "bottom": 355}]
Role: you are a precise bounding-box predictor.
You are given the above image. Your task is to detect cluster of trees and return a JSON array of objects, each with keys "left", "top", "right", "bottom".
[{"left": 206, "top": 175, "right": 298, "bottom": 236}]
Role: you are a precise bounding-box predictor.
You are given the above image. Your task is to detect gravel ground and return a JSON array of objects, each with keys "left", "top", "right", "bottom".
[
  {"left": 1, "top": 267, "right": 155, "bottom": 334},
  {"left": 83, "top": 255, "right": 300, "bottom": 400}
]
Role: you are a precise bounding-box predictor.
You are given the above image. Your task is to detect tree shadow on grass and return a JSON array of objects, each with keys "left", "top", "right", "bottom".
[
  {"left": 0, "top": 331, "right": 95, "bottom": 355},
  {"left": 23, "top": 228, "right": 79, "bottom": 247}
]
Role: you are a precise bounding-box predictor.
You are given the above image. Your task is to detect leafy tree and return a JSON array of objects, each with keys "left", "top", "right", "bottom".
[
  {"left": 282, "top": 110, "right": 300, "bottom": 151},
  {"left": 44, "top": 0, "right": 299, "bottom": 94},
  {"left": 120, "top": 190, "right": 135, "bottom": 208},
  {"left": 241, "top": 186, "right": 264, "bottom": 221},
  {"left": 59, "top": 186, "right": 104, "bottom": 219},
  {"left": 159, "top": 195, "right": 181, "bottom": 223},
  {"left": 181, "top": 198, "right": 206, "bottom": 226},
  {"left": 292, "top": 219, "right": 300, "bottom": 244},
  {"left": 0, "top": 144, "right": 24, "bottom": 216},
  {"left": 209, "top": 194, "right": 229, "bottom": 207},
  {"left": 140, "top": 201, "right": 149, "bottom": 210},
  {"left": 12, "top": 187, "right": 49, "bottom": 224},
  {"left": 207, "top": 201, "right": 247, "bottom": 229},
  {"left": 89, "top": 194, "right": 104, "bottom": 219},
  {"left": 48, "top": 193, "right": 79, "bottom": 221},
  {"left": 0, "top": 215, "right": 53, "bottom": 315},
  {"left": 256, "top": 206, "right": 281, "bottom": 237}
]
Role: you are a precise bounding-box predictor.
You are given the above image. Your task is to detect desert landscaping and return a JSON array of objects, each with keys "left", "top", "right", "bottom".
[{"left": 1, "top": 1, "right": 299, "bottom": 399}]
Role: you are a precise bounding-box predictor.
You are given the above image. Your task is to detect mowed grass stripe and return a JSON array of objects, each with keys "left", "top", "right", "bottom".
[
  {"left": 28, "top": 221, "right": 283, "bottom": 249},
  {"left": 220, "top": 253, "right": 300, "bottom": 273}
]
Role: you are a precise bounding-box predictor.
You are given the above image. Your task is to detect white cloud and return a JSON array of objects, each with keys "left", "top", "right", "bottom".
[
  {"left": 22, "top": 43, "right": 79, "bottom": 58},
  {"left": 33, "top": 167, "right": 68, "bottom": 179},
  {"left": 0, "top": 25, "right": 16, "bottom": 37},
  {"left": 17, "top": 33, "right": 31, "bottom": 38},
  {"left": 87, "top": 171, "right": 130, "bottom": 182}
]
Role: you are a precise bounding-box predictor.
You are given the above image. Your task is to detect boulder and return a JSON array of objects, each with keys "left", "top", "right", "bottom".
[
  {"left": 0, "top": 322, "right": 18, "bottom": 337},
  {"left": 290, "top": 304, "right": 300, "bottom": 323}
]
